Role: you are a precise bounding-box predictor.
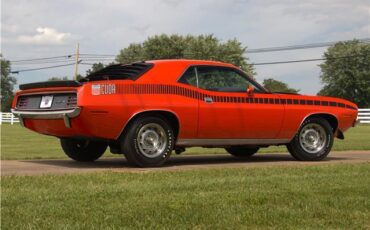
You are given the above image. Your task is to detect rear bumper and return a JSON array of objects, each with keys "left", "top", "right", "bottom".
[{"left": 11, "top": 107, "right": 81, "bottom": 128}]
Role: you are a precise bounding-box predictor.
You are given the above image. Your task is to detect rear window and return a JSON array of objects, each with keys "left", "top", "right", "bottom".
[{"left": 81, "top": 62, "right": 154, "bottom": 82}]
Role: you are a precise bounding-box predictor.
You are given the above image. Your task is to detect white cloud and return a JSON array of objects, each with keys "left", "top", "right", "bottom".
[
  {"left": 2, "top": 0, "right": 368, "bottom": 93},
  {"left": 17, "top": 27, "right": 71, "bottom": 45}
]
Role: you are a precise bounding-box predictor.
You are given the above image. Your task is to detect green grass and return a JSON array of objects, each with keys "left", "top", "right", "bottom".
[
  {"left": 2, "top": 163, "right": 369, "bottom": 229},
  {"left": 1, "top": 124, "right": 369, "bottom": 160}
]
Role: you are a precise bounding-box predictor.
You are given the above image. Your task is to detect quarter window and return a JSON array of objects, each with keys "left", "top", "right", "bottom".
[{"left": 178, "top": 67, "right": 197, "bottom": 87}]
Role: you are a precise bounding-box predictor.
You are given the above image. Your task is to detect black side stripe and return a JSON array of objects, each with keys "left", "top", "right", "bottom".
[{"left": 116, "top": 84, "right": 357, "bottom": 110}]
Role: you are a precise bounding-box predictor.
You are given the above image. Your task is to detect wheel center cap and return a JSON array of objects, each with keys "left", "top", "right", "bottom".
[{"left": 142, "top": 131, "right": 159, "bottom": 148}]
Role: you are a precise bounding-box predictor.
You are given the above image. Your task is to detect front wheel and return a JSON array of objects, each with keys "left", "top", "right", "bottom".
[
  {"left": 121, "top": 116, "right": 174, "bottom": 167},
  {"left": 287, "top": 117, "right": 334, "bottom": 161},
  {"left": 225, "top": 147, "right": 259, "bottom": 157},
  {"left": 60, "top": 139, "right": 107, "bottom": 162}
]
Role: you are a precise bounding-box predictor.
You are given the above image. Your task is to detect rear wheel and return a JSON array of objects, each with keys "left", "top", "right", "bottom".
[
  {"left": 60, "top": 139, "right": 107, "bottom": 162},
  {"left": 287, "top": 117, "right": 334, "bottom": 161},
  {"left": 121, "top": 116, "right": 174, "bottom": 167},
  {"left": 225, "top": 147, "right": 259, "bottom": 157}
]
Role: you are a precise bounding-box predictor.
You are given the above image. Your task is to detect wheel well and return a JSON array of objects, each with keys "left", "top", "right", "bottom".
[
  {"left": 306, "top": 113, "right": 338, "bottom": 132},
  {"left": 119, "top": 110, "right": 180, "bottom": 140}
]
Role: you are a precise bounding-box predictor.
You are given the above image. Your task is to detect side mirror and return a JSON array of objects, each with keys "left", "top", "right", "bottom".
[{"left": 247, "top": 85, "right": 254, "bottom": 96}]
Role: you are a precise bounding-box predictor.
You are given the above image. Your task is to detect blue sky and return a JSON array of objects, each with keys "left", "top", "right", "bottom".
[{"left": 1, "top": 0, "right": 369, "bottom": 94}]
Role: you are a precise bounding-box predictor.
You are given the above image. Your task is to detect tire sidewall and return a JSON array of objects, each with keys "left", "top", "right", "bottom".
[
  {"left": 291, "top": 117, "right": 334, "bottom": 160},
  {"left": 60, "top": 139, "right": 107, "bottom": 162},
  {"left": 123, "top": 116, "right": 174, "bottom": 167}
]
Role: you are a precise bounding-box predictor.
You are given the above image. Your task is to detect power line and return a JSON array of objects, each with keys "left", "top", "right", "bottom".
[
  {"left": 10, "top": 57, "right": 115, "bottom": 66},
  {"left": 247, "top": 38, "right": 370, "bottom": 53},
  {"left": 11, "top": 58, "right": 114, "bottom": 66},
  {"left": 79, "top": 62, "right": 111, "bottom": 65},
  {"left": 11, "top": 63, "right": 76, "bottom": 74},
  {"left": 10, "top": 55, "right": 73, "bottom": 63},
  {"left": 9, "top": 38, "right": 369, "bottom": 64},
  {"left": 10, "top": 54, "right": 115, "bottom": 64},
  {"left": 252, "top": 54, "right": 368, "bottom": 65},
  {"left": 253, "top": 58, "right": 326, "bottom": 65},
  {"left": 12, "top": 60, "right": 77, "bottom": 65},
  {"left": 8, "top": 38, "right": 370, "bottom": 73},
  {"left": 80, "top": 53, "right": 116, "bottom": 57},
  {"left": 78, "top": 58, "right": 115, "bottom": 61},
  {"left": 12, "top": 54, "right": 367, "bottom": 74}
]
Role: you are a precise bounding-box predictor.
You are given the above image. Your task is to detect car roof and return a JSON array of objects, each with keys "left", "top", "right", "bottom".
[
  {"left": 146, "top": 59, "right": 237, "bottom": 68},
  {"left": 137, "top": 59, "right": 247, "bottom": 84}
]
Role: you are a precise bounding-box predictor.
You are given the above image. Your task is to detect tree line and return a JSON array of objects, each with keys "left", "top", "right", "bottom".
[{"left": 1, "top": 35, "right": 369, "bottom": 111}]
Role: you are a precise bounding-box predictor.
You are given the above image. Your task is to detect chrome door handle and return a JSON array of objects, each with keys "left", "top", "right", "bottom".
[{"left": 204, "top": 97, "right": 213, "bottom": 103}]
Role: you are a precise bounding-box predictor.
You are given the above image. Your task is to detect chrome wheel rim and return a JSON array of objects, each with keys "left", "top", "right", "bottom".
[
  {"left": 137, "top": 123, "right": 167, "bottom": 158},
  {"left": 299, "top": 123, "right": 327, "bottom": 154}
]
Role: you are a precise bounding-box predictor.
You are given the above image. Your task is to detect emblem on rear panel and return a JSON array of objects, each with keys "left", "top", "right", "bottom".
[
  {"left": 92, "top": 84, "right": 116, "bottom": 96},
  {"left": 92, "top": 84, "right": 101, "bottom": 95}
]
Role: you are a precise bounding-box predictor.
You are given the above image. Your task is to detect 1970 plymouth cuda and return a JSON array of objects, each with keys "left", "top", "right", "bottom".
[{"left": 12, "top": 60, "right": 358, "bottom": 167}]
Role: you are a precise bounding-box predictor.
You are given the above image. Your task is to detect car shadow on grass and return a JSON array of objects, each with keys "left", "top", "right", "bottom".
[{"left": 21, "top": 153, "right": 348, "bottom": 170}]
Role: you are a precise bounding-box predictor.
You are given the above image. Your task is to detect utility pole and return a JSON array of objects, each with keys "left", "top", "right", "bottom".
[{"left": 74, "top": 43, "right": 80, "bottom": 80}]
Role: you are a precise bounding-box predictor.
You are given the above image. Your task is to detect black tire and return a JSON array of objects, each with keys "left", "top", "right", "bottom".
[
  {"left": 121, "top": 116, "right": 174, "bottom": 167},
  {"left": 225, "top": 147, "right": 259, "bottom": 157},
  {"left": 60, "top": 139, "right": 107, "bottom": 162},
  {"left": 287, "top": 117, "right": 334, "bottom": 161}
]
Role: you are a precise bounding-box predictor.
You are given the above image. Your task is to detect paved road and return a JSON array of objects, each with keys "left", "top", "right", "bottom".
[{"left": 1, "top": 151, "right": 369, "bottom": 176}]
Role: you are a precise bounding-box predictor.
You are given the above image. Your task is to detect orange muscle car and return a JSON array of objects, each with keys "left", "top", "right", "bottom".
[{"left": 12, "top": 60, "right": 358, "bottom": 167}]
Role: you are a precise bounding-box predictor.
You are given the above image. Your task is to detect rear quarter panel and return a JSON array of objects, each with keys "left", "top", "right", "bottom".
[
  {"left": 73, "top": 61, "right": 199, "bottom": 140},
  {"left": 79, "top": 82, "right": 199, "bottom": 140}
]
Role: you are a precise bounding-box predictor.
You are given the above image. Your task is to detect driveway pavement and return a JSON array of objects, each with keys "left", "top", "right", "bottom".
[{"left": 1, "top": 151, "right": 369, "bottom": 176}]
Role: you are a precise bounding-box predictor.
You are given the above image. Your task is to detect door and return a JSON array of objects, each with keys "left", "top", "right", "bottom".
[{"left": 195, "top": 66, "right": 285, "bottom": 139}]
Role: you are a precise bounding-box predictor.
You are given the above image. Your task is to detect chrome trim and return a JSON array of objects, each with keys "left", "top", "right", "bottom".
[
  {"left": 137, "top": 123, "right": 168, "bottom": 158},
  {"left": 15, "top": 91, "right": 78, "bottom": 110},
  {"left": 11, "top": 107, "right": 81, "bottom": 128},
  {"left": 298, "top": 123, "right": 327, "bottom": 154},
  {"left": 195, "top": 66, "right": 199, "bottom": 88},
  {"left": 176, "top": 138, "right": 290, "bottom": 146}
]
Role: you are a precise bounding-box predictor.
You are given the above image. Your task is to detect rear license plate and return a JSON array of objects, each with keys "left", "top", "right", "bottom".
[{"left": 40, "top": 95, "right": 53, "bottom": 108}]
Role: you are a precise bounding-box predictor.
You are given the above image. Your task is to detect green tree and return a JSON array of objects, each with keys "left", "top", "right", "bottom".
[
  {"left": 86, "top": 62, "right": 106, "bottom": 76},
  {"left": 318, "top": 40, "right": 370, "bottom": 107},
  {"left": 144, "top": 34, "right": 187, "bottom": 60},
  {"left": 116, "top": 43, "right": 145, "bottom": 64},
  {"left": 1, "top": 54, "right": 17, "bottom": 112},
  {"left": 116, "top": 34, "right": 254, "bottom": 74},
  {"left": 263, "top": 78, "right": 299, "bottom": 93}
]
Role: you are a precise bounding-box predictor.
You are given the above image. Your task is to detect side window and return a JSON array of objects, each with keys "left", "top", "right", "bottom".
[
  {"left": 178, "top": 67, "right": 197, "bottom": 87},
  {"left": 197, "top": 66, "right": 255, "bottom": 92}
]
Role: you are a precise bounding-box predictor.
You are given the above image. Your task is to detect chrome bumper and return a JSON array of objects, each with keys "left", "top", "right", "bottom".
[{"left": 11, "top": 107, "right": 81, "bottom": 128}]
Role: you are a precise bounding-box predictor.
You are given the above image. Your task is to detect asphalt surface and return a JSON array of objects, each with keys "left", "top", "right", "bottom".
[{"left": 1, "top": 151, "right": 369, "bottom": 176}]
